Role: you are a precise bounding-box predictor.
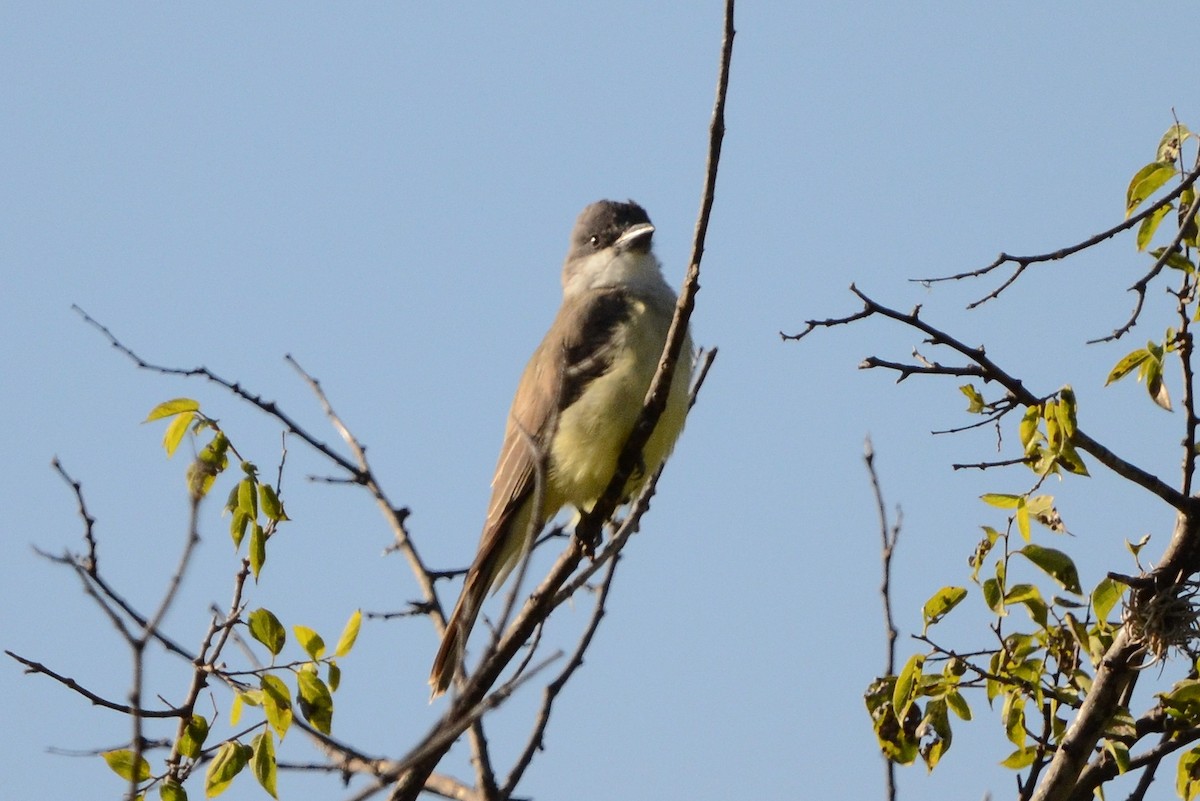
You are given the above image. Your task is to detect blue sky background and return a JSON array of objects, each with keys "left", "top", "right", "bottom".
[{"left": 5, "top": 4, "right": 1200, "bottom": 800}]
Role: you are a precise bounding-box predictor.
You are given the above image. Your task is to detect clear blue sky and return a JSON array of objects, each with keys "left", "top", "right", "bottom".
[{"left": 4, "top": 4, "right": 1199, "bottom": 800}]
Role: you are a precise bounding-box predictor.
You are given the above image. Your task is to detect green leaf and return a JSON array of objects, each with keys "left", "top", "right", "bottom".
[
  {"left": 296, "top": 670, "right": 334, "bottom": 734},
  {"left": 892, "top": 653, "right": 924, "bottom": 714},
  {"left": 1136, "top": 200, "right": 1173, "bottom": 251},
  {"left": 335, "top": 609, "right": 362, "bottom": 657},
  {"left": 249, "top": 523, "right": 266, "bottom": 580},
  {"left": 1127, "top": 533, "right": 1151, "bottom": 559},
  {"left": 921, "top": 587, "right": 966, "bottom": 634},
  {"left": 1183, "top": 187, "right": 1199, "bottom": 247},
  {"left": 1002, "top": 692, "right": 1027, "bottom": 747},
  {"left": 237, "top": 478, "right": 258, "bottom": 519},
  {"left": 178, "top": 714, "right": 209, "bottom": 759},
  {"left": 294, "top": 626, "right": 326, "bottom": 660},
  {"left": 102, "top": 749, "right": 151, "bottom": 782},
  {"left": 328, "top": 660, "right": 341, "bottom": 692},
  {"left": 204, "top": 741, "right": 249, "bottom": 798},
  {"left": 259, "top": 484, "right": 287, "bottom": 522},
  {"left": 1006, "top": 584, "right": 1048, "bottom": 628},
  {"left": 1056, "top": 443, "right": 1090, "bottom": 477},
  {"left": 248, "top": 608, "right": 286, "bottom": 657},
  {"left": 144, "top": 398, "right": 201, "bottom": 423},
  {"left": 959, "top": 384, "right": 985, "bottom": 414},
  {"left": 1157, "top": 123, "right": 1192, "bottom": 164},
  {"left": 160, "top": 780, "right": 188, "bottom": 801},
  {"left": 1016, "top": 497, "right": 1031, "bottom": 542},
  {"left": 1150, "top": 246, "right": 1197, "bottom": 273},
  {"left": 1000, "top": 747, "right": 1037, "bottom": 770},
  {"left": 982, "top": 577, "right": 1005, "bottom": 615},
  {"left": 981, "top": 493, "right": 1021, "bottom": 509},
  {"left": 1178, "top": 745, "right": 1200, "bottom": 800},
  {"left": 1126, "top": 161, "right": 1176, "bottom": 215},
  {"left": 1019, "top": 544, "right": 1082, "bottom": 594},
  {"left": 1145, "top": 356, "right": 1172, "bottom": 411},
  {"left": 1019, "top": 406, "right": 1041, "bottom": 454},
  {"left": 261, "top": 674, "right": 293, "bottom": 740},
  {"left": 251, "top": 731, "right": 278, "bottom": 799},
  {"left": 230, "top": 510, "right": 250, "bottom": 550},
  {"left": 918, "top": 698, "right": 952, "bottom": 771},
  {"left": 162, "top": 412, "right": 194, "bottom": 458},
  {"left": 1104, "top": 347, "right": 1152, "bottom": 386},
  {"left": 1091, "top": 576, "right": 1126, "bottom": 623},
  {"left": 945, "top": 690, "right": 972, "bottom": 721}
]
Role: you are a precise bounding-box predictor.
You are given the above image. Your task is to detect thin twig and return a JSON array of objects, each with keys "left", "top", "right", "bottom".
[
  {"left": 914, "top": 159, "right": 1200, "bottom": 304},
  {"left": 864, "top": 438, "right": 900, "bottom": 801}
]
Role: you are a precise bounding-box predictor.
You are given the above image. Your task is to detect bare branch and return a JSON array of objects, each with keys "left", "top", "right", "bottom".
[
  {"left": 789, "top": 284, "right": 1193, "bottom": 512},
  {"left": 4, "top": 650, "right": 185, "bottom": 718},
  {"left": 912, "top": 158, "right": 1200, "bottom": 309},
  {"left": 1088, "top": 184, "right": 1200, "bottom": 343},
  {"left": 504, "top": 556, "right": 621, "bottom": 795}
]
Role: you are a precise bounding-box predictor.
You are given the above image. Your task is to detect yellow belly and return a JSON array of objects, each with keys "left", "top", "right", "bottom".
[{"left": 549, "top": 299, "right": 693, "bottom": 509}]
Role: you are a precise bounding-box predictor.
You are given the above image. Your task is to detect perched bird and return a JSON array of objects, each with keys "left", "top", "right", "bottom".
[{"left": 429, "top": 199, "right": 694, "bottom": 697}]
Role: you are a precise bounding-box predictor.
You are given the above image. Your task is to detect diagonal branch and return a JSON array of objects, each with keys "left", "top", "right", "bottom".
[
  {"left": 788, "top": 285, "right": 1192, "bottom": 513},
  {"left": 915, "top": 158, "right": 1200, "bottom": 311}
]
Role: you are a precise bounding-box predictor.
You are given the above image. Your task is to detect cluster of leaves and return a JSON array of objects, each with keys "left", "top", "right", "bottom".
[
  {"left": 100, "top": 399, "right": 362, "bottom": 800},
  {"left": 867, "top": 123, "right": 1200, "bottom": 790},
  {"left": 866, "top": 477, "right": 1129, "bottom": 773},
  {"left": 1107, "top": 124, "right": 1200, "bottom": 412}
]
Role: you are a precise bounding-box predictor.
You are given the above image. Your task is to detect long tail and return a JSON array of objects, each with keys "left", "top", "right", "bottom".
[{"left": 429, "top": 567, "right": 489, "bottom": 698}]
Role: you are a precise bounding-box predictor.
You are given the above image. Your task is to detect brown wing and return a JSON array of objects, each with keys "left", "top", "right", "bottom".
[{"left": 429, "top": 288, "right": 631, "bottom": 696}]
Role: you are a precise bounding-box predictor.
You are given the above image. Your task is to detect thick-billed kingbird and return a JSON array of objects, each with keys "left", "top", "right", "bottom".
[{"left": 429, "top": 199, "right": 693, "bottom": 697}]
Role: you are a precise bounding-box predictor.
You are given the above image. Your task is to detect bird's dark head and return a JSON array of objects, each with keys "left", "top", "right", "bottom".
[{"left": 568, "top": 200, "right": 655, "bottom": 259}]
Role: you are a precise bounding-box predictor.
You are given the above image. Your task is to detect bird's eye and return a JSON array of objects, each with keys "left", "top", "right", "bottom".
[{"left": 589, "top": 235, "right": 600, "bottom": 248}]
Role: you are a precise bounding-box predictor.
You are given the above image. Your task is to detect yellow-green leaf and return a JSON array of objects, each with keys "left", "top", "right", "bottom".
[
  {"left": 251, "top": 731, "right": 278, "bottom": 799},
  {"left": 179, "top": 714, "right": 209, "bottom": 759},
  {"left": 1126, "top": 161, "right": 1176, "bottom": 215},
  {"left": 259, "top": 484, "right": 287, "bottom": 522},
  {"left": 921, "top": 587, "right": 966, "bottom": 634},
  {"left": 1158, "top": 123, "right": 1192, "bottom": 164},
  {"left": 1019, "top": 544, "right": 1082, "bottom": 594},
  {"left": 144, "top": 398, "right": 200, "bottom": 423},
  {"left": 335, "top": 609, "right": 362, "bottom": 657},
  {"left": 237, "top": 478, "right": 258, "bottom": 519},
  {"left": 328, "top": 660, "right": 341, "bottom": 692},
  {"left": 1000, "top": 747, "right": 1037, "bottom": 770},
  {"left": 204, "top": 741, "right": 249, "bottom": 798},
  {"left": 296, "top": 670, "right": 334, "bottom": 734},
  {"left": 1178, "top": 745, "right": 1200, "bottom": 800},
  {"left": 1146, "top": 358, "right": 1172, "bottom": 411},
  {"left": 1136, "top": 200, "right": 1173, "bottom": 251},
  {"left": 248, "top": 608, "right": 286, "bottom": 657},
  {"left": 982, "top": 577, "right": 1005, "bottom": 615},
  {"left": 162, "top": 411, "right": 194, "bottom": 458},
  {"left": 981, "top": 493, "right": 1021, "bottom": 509},
  {"left": 1016, "top": 498, "right": 1031, "bottom": 542},
  {"left": 892, "top": 653, "right": 924, "bottom": 714},
  {"left": 959, "top": 384, "right": 985, "bottom": 414},
  {"left": 1091, "top": 576, "right": 1126, "bottom": 623},
  {"left": 946, "top": 690, "right": 972, "bottom": 721},
  {"left": 160, "top": 779, "right": 188, "bottom": 801},
  {"left": 918, "top": 698, "right": 952, "bottom": 771},
  {"left": 293, "top": 626, "right": 325, "bottom": 660},
  {"left": 261, "top": 674, "right": 293, "bottom": 740},
  {"left": 1150, "top": 246, "right": 1197, "bottom": 273},
  {"left": 249, "top": 523, "right": 265, "bottom": 580},
  {"left": 1018, "top": 404, "right": 1041, "bottom": 445},
  {"left": 230, "top": 510, "right": 250, "bottom": 550},
  {"left": 102, "top": 749, "right": 151, "bottom": 782}
]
